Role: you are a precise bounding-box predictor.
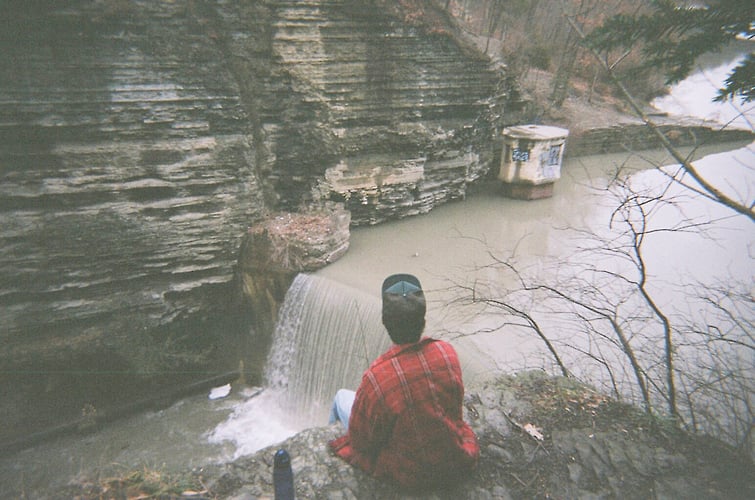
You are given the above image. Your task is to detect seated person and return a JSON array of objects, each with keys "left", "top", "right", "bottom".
[{"left": 329, "top": 273, "right": 479, "bottom": 490}]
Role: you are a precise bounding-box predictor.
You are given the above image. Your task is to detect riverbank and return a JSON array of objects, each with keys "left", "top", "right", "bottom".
[{"left": 55, "top": 372, "right": 753, "bottom": 499}]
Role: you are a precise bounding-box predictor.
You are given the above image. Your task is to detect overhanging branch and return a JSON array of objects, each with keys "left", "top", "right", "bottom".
[{"left": 562, "top": 7, "right": 755, "bottom": 223}]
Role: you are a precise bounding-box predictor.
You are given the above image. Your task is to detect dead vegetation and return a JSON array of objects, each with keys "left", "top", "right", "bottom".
[
  {"left": 62, "top": 466, "right": 210, "bottom": 500},
  {"left": 472, "top": 373, "right": 754, "bottom": 500}
]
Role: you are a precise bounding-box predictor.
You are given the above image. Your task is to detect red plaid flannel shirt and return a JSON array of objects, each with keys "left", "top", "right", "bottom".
[{"left": 329, "top": 337, "right": 479, "bottom": 489}]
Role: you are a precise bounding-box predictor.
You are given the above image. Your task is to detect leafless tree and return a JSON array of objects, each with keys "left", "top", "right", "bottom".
[
  {"left": 672, "top": 281, "right": 754, "bottom": 449},
  {"left": 447, "top": 160, "right": 753, "bottom": 450}
]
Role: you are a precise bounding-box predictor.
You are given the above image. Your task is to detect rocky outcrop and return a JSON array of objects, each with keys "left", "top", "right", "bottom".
[
  {"left": 170, "top": 373, "right": 754, "bottom": 499},
  {"left": 236, "top": 205, "right": 351, "bottom": 338},
  {"left": 240, "top": 207, "right": 351, "bottom": 274},
  {"left": 243, "top": 0, "right": 512, "bottom": 224}
]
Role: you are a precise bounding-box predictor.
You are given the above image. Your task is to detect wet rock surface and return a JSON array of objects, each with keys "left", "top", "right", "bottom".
[{"left": 187, "top": 373, "right": 752, "bottom": 499}]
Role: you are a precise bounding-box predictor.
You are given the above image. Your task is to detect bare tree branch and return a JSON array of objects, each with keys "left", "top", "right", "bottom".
[{"left": 561, "top": 4, "right": 755, "bottom": 222}]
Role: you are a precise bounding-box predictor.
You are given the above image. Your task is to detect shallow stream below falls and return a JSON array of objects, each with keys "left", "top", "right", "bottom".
[{"left": 1, "top": 57, "right": 753, "bottom": 496}]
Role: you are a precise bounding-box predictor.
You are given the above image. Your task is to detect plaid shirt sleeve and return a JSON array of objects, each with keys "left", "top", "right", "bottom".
[
  {"left": 329, "top": 341, "right": 399, "bottom": 471},
  {"left": 343, "top": 360, "right": 397, "bottom": 468}
]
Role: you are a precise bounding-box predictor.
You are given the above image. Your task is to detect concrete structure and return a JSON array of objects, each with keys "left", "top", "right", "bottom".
[{"left": 499, "top": 125, "right": 569, "bottom": 199}]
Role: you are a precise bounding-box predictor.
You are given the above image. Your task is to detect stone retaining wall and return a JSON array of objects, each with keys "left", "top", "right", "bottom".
[{"left": 567, "top": 123, "right": 753, "bottom": 157}]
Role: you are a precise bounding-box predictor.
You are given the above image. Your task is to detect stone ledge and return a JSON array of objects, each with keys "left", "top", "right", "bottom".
[
  {"left": 194, "top": 372, "right": 753, "bottom": 499},
  {"left": 567, "top": 124, "right": 754, "bottom": 157}
]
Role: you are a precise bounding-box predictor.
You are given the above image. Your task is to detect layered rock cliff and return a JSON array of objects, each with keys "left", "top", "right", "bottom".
[
  {"left": 212, "top": 0, "right": 510, "bottom": 223},
  {"left": 0, "top": 0, "right": 512, "bottom": 444}
]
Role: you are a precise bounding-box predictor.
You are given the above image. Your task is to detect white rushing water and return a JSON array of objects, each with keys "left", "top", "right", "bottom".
[{"left": 208, "top": 274, "right": 390, "bottom": 458}]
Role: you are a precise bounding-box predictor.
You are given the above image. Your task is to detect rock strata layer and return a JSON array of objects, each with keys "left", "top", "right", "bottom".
[{"left": 255, "top": 0, "right": 508, "bottom": 224}]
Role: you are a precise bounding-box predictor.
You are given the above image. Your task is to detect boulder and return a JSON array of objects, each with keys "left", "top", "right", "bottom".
[
  {"left": 239, "top": 206, "right": 351, "bottom": 274},
  {"left": 236, "top": 205, "right": 351, "bottom": 341}
]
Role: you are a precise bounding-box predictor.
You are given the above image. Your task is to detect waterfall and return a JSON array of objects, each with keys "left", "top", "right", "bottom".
[
  {"left": 265, "top": 273, "right": 391, "bottom": 422},
  {"left": 209, "top": 273, "right": 390, "bottom": 456}
]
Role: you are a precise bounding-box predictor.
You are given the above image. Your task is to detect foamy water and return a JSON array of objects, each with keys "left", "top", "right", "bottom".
[
  {"left": 207, "top": 274, "right": 390, "bottom": 457},
  {"left": 207, "top": 388, "right": 301, "bottom": 459}
]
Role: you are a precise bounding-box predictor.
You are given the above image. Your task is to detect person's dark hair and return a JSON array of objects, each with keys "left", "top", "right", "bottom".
[{"left": 381, "top": 274, "right": 426, "bottom": 344}]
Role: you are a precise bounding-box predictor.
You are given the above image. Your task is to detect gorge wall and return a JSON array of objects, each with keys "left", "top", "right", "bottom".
[{"left": 0, "top": 0, "right": 512, "bottom": 444}]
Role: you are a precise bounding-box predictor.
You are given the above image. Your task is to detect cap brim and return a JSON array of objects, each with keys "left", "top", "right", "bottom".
[{"left": 382, "top": 273, "right": 422, "bottom": 295}]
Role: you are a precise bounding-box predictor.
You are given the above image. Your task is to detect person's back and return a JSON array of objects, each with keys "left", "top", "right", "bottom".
[{"left": 329, "top": 274, "right": 479, "bottom": 490}]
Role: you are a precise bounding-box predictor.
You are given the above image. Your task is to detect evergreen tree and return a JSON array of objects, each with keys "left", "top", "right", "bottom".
[{"left": 585, "top": 0, "right": 754, "bottom": 102}]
